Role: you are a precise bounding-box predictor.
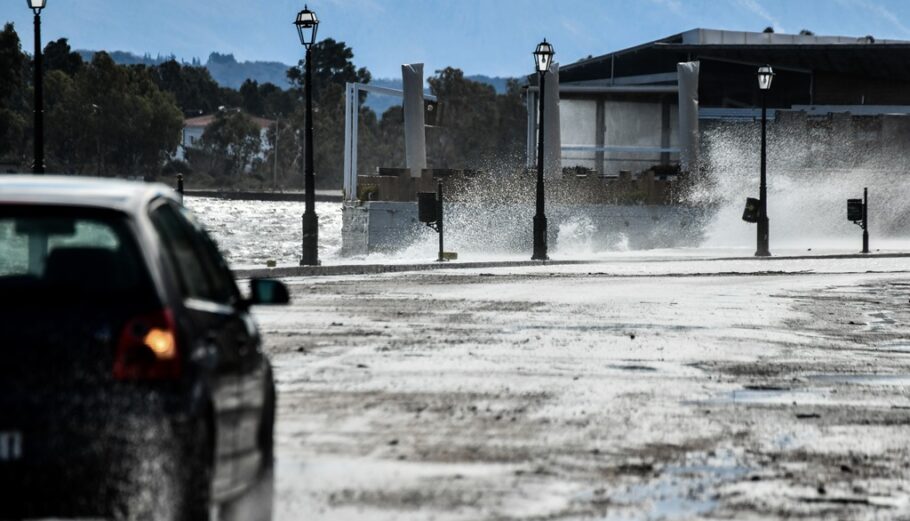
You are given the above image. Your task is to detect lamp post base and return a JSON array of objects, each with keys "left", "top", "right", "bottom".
[
  {"left": 755, "top": 218, "right": 771, "bottom": 257},
  {"left": 532, "top": 214, "right": 548, "bottom": 261},
  {"left": 301, "top": 212, "right": 319, "bottom": 266}
]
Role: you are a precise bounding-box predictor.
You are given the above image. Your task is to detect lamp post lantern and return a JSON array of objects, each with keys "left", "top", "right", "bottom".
[
  {"left": 532, "top": 39, "right": 554, "bottom": 261},
  {"left": 28, "top": 0, "right": 47, "bottom": 174},
  {"left": 295, "top": 5, "right": 319, "bottom": 265},
  {"left": 755, "top": 64, "right": 774, "bottom": 257}
]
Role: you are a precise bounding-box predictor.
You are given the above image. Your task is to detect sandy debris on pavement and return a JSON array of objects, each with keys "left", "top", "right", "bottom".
[{"left": 252, "top": 258, "right": 910, "bottom": 520}]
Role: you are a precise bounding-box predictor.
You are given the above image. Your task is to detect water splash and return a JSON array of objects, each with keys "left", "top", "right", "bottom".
[
  {"left": 189, "top": 118, "right": 910, "bottom": 266},
  {"left": 695, "top": 120, "right": 910, "bottom": 251},
  {"left": 556, "top": 216, "right": 597, "bottom": 256}
]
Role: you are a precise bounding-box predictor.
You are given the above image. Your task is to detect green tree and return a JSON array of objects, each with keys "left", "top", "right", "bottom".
[
  {"left": 284, "top": 38, "right": 372, "bottom": 188},
  {"left": 240, "top": 80, "right": 295, "bottom": 119},
  {"left": 240, "top": 79, "right": 265, "bottom": 116},
  {"left": 428, "top": 67, "right": 498, "bottom": 169},
  {"left": 0, "top": 23, "right": 28, "bottom": 165},
  {"left": 43, "top": 38, "right": 83, "bottom": 76},
  {"left": 286, "top": 38, "right": 371, "bottom": 102},
  {"left": 494, "top": 79, "right": 528, "bottom": 165},
  {"left": 260, "top": 119, "right": 300, "bottom": 188},
  {"left": 153, "top": 59, "right": 223, "bottom": 115},
  {"left": 425, "top": 68, "right": 526, "bottom": 171},
  {"left": 199, "top": 110, "right": 262, "bottom": 177},
  {"left": 41, "top": 52, "right": 183, "bottom": 176}
]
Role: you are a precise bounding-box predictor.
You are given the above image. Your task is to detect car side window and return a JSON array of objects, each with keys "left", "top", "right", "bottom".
[
  {"left": 149, "top": 201, "right": 236, "bottom": 305},
  {"left": 149, "top": 202, "right": 214, "bottom": 301},
  {"left": 175, "top": 205, "right": 239, "bottom": 305}
]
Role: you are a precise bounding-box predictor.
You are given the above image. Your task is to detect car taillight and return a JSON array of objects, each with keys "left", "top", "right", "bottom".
[{"left": 113, "top": 309, "right": 182, "bottom": 381}]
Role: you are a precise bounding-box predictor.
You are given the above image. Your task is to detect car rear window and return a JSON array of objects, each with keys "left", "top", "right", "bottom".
[{"left": 0, "top": 206, "right": 155, "bottom": 305}]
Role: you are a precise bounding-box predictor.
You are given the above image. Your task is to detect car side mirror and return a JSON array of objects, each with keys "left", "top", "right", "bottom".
[{"left": 248, "top": 279, "right": 290, "bottom": 306}]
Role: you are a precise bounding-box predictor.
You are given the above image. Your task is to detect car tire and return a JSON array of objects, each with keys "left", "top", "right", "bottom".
[
  {"left": 220, "top": 465, "right": 274, "bottom": 521},
  {"left": 221, "top": 373, "right": 276, "bottom": 521},
  {"left": 175, "top": 414, "right": 215, "bottom": 521}
]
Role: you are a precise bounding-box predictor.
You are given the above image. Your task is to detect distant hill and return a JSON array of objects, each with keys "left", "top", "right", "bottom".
[
  {"left": 205, "top": 52, "right": 291, "bottom": 89},
  {"left": 77, "top": 50, "right": 290, "bottom": 89},
  {"left": 76, "top": 49, "right": 514, "bottom": 114},
  {"left": 364, "top": 75, "right": 513, "bottom": 116},
  {"left": 76, "top": 50, "right": 186, "bottom": 66}
]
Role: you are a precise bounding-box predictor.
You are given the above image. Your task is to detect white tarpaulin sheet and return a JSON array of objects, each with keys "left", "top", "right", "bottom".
[
  {"left": 402, "top": 63, "right": 427, "bottom": 177},
  {"left": 543, "top": 62, "right": 561, "bottom": 178},
  {"left": 677, "top": 61, "right": 700, "bottom": 173}
]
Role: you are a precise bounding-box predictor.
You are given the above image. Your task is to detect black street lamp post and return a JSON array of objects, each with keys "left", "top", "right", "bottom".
[
  {"left": 755, "top": 64, "right": 774, "bottom": 257},
  {"left": 862, "top": 187, "right": 870, "bottom": 254},
  {"left": 295, "top": 5, "right": 319, "bottom": 266},
  {"left": 28, "top": 0, "right": 47, "bottom": 174},
  {"left": 532, "top": 39, "right": 554, "bottom": 261}
]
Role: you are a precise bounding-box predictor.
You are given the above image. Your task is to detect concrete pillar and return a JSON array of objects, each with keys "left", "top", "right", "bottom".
[
  {"left": 595, "top": 99, "right": 606, "bottom": 176},
  {"left": 677, "top": 61, "right": 700, "bottom": 173},
  {"left": 543, "top": 62, "right": 561, "bottom": 178},
  {"left": 402, "top": 63, "right": 427, "bottom": 177},
  {"left": 660, "top": 95, "right": 671, "bottom": 166}
]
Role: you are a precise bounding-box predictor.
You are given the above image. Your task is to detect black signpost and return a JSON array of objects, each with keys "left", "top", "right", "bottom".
[
  {"left": 418, "top": 182, "right": 446, "bottom": 262},
  {"left": 742, "top": 197, "right": 760, "bottom": 224},
  {"left": 847, "top": 187, "right": 869, "bottom": 254}
]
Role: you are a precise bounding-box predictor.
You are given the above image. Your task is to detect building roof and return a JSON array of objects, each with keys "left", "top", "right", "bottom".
[
  {"left": 558, "top": 28, "right": 910, "bottom": 84},
  {"left": 0, "top": 175, "right": 178, "bottom": 214},
  {"left": 185, "top": 112, "right": 276, "bottom": 130}
]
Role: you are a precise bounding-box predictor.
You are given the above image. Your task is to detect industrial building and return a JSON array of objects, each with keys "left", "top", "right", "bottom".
[{"left": 529, "top": 28, "right": 910, "bottom": 176}]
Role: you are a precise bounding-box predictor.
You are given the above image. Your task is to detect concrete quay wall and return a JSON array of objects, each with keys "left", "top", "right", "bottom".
[{"left": 342, "top": 201, "right": 708, "bottom": 256}]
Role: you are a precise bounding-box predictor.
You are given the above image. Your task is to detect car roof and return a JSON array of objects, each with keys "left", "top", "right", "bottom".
[{"left": 0, "top": 175, "right": 180, "bottom": 215}]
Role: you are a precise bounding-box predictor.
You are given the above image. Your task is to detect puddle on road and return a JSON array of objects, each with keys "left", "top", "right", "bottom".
[
  {"left": 608, "top": 364, "right": 659, "bottom": 372},
  {"left": 873, "top": 341, "right": 910, "bottom": 353},
  {"left": 864, "top": 310, "right": 896, "bottom": 332},
  {"left": 685, "top": 387, "right": 831, "bottom": 406},
  {"left": 727, "top": 388, "right": 829, "bottom": 405},
  {"left": 807, "top": 373, "right": 910, "bottom": 386},
  {"left": 579, "top": 449, "right": 750, "bottom": 520}
]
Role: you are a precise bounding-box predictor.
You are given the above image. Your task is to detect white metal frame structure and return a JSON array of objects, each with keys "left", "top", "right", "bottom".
[
  {"left": 525, "top": 84, "right": 681, "bottom": 171},
  {"left": 343, "top": 82, "right": 438, "bottom": 202}
]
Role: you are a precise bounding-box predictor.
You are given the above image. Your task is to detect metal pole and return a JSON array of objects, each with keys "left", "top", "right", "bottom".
[
  {"left": 756, "top": 90, "right": 770, "bottom": 257},
  {"left": 300, "top": 46, "right": 319, "bottom": 266},
  {"left": 343, "top": 83, "right": 352, "bottom": 200},
  {"left": 26, "top": 8, "right": 47, "bottom": 273},
  {"left": 532, "top": 71, "right": 548, "bottom": 261},
  {"left": 862, "top": 186, "right": 870, "bottom": 254},
  {"left": 176, "top": 174, "right": 184, "bottom": 203},
  {"left": 351, "top": 84, "right": 360, "bottom": 201},
  {"left": 437, "top": 181, "right": 444, "bottom": 262},
  {"left": 526, "top": 90, "right": 536, "bottom": 170},
  {"left": 32, "top": 10, "right": 44, "bottom": 174},
  {"left": 273, "top": 116, "right": 279, "bottom": 191}
]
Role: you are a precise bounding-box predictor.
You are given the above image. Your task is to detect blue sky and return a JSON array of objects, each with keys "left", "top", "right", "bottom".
[{"left": 3, "top": 0, "right": 910, "bottom": 79}]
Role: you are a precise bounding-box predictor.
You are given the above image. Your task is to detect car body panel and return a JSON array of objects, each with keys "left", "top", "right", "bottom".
[{"left": 0, "top": 175, "right": 277, "bottom": 518}]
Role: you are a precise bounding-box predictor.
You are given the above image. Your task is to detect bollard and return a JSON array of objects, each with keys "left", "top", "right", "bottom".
[{"left": 176, "top": 173, "right": 184, "bottom": 204}]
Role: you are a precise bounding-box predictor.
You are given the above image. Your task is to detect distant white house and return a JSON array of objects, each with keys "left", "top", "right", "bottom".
[{"left": 175, "top": 111, "right": 275, "bottom": 164}]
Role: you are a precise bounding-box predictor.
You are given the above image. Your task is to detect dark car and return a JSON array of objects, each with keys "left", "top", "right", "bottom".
[{"left": 0, "top": 176, "right": 288, "bottom": 521}]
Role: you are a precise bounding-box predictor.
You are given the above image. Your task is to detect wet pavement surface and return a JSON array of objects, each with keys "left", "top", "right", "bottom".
[{"left": 252, "top": 257, "right": 910, "bottom": 520}]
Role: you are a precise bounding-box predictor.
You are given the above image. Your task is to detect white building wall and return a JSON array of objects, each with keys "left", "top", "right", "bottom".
[
  {"left": 560, "top": 99, "right": 598, "bottom": 171},
  {"left": 560, "top": 98, "right": 679, "bottom": 176}
]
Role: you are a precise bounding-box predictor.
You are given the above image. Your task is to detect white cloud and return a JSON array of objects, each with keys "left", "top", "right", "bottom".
[
  {"left": 845, "top": 0, "right": 910, "bottom": 37},
  {"left": 650, "top": 0, "right": 686, "bottom": 17},
  {"left": 735, "top": 0, "right": 786, "bottom": 33},
  {"left": 321, "top": 0, "right": 385, "bottom": 13}
]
